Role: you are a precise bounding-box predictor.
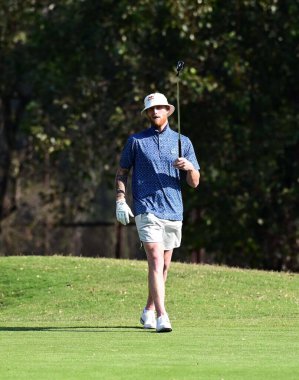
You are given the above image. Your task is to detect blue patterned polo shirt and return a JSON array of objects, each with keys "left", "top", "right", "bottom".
[{"left": 119, "top": 124, "right": 200, "bottom": 221}]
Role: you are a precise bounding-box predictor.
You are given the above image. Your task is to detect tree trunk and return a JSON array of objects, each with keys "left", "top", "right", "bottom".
[
  {"left": 0, "top": 98, "right": 11, "bottom": 227},
  {"left": 0, "top": 95, "right": 28, "bottom": 236}
]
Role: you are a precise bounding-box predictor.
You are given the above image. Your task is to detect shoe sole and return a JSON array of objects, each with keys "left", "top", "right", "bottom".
[{"left": 156, "top": 327, "right": 172, "bottom": 333}]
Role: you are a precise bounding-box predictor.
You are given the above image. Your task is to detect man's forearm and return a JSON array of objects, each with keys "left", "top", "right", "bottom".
[
  {"left": 115, "top": 167, "right": 130, "bottom": 201},
  {"left": 173, "top": 158, "right": 200, "bottom": 188},
  {"left": 186, "top": 169, "right": 200, "bottom": 188}
]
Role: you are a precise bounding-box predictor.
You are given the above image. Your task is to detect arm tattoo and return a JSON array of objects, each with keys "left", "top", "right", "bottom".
[
  {"left": 116, "top": 174, "right": 128, "bottom": 184},
  {"left": 115, "top": 168, "right": 129, "bottom": 197}
]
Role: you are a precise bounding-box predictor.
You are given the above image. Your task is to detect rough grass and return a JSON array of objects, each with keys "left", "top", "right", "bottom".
[{"left": 0, "top": 256, "right": 298, "bottom": 379}]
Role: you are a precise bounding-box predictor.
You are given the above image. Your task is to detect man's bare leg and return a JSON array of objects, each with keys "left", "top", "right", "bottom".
[{"left": 144, "top": 243, "right": 173, "bottom": 316}]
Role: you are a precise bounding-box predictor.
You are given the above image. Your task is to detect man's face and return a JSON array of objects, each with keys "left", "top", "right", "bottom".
[{"left": 146, "top": 105, "right": 169, "bottom": 128}]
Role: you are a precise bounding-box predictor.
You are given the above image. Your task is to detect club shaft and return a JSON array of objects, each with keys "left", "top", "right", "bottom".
[{"left": 177, "top": 77, "right": 182, "bottom": 157}]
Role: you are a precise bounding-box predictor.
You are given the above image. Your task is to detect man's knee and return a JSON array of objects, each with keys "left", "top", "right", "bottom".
[
  {"left": 163, "top": 261, "right": 170, "bottom": 273},
  {"left": 145, "top": 244, "right": 164, "bottom": 272},
  {"left": 149, "top": 255, "right": 164, "bottom": 273},
  {"left": 163, "top": 250, "right": 173, "bottom": 274}
]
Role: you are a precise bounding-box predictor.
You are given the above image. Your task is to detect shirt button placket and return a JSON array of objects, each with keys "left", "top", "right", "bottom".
[{"left": 158, "top": 133, "right": 161, "bottom": 158}]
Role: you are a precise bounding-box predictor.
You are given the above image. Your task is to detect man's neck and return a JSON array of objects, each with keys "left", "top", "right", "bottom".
[{"left": 153, "top": 120, "right": 168, "bottom": 133}]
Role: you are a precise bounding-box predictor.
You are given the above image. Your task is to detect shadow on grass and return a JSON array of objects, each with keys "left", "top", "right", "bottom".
[{"left": 0, "top": 326, "right": 147, "bottom": 333}]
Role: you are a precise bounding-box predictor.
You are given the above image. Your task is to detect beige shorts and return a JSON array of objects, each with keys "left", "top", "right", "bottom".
[{"left": 135, "top": 213, "right": 182, "bottom": 250}]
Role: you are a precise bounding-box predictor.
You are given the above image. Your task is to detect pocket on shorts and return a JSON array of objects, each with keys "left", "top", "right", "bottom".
[{"left": 135, "top": 213, "right": 164, "bottom": 243}]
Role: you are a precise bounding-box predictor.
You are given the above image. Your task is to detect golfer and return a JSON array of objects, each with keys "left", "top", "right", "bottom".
[{"left": 115, "top": 92, "right": 200, "bottom": 333}]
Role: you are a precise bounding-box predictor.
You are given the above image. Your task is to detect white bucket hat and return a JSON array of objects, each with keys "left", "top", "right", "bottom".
[{"left": 141, "top": 92, "right": 175, "bottom": 116}]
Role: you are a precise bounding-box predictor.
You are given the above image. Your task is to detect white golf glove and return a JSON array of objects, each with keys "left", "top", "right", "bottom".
[{"left": 116, "top": 200, "right": 134, "bottom": 225}]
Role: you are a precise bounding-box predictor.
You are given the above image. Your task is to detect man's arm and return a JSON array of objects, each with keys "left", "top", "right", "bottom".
[
  {"left": 115, "top": 167, "right": 130, "bottom": 201},
  {"left": 115, "top": 167, "right": 134, "bottom": 225},
  {"left": 173, "top": 158, "right": 200, "bottom": 188}
]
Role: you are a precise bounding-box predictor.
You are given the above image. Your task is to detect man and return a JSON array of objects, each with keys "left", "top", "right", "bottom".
[{"left": 115, "top": 92, "right": 200, "bottom": 333}]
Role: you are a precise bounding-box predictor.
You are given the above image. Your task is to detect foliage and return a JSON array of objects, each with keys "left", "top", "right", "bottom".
[
  {"left": 178, "top": 0, "right": 299, "bottom": 270},
  {"left": 0, "top": 0, "right": 298, "bottom": 270}
]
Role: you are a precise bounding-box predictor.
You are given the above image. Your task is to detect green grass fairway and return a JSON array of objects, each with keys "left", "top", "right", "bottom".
[{"left": 1, "top": 256, "right": 298, "bottom": 379}]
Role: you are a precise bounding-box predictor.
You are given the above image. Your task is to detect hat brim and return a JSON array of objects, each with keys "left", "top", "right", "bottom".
[{"left": 141, "top": 104, "right": 175, "bottom": 117}]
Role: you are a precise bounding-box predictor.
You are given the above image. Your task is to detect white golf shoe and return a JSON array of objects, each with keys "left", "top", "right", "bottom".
[
  {"left": 140, "top": 308, "right": 156, "bottom": 329},
  {"left": 156, "top": 314, "right": 172, "bottom": 333}
]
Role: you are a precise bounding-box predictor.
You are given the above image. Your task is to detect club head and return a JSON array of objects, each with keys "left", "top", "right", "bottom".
[{"left": 176, "top": 61, "right": 184, "bottom": 76}]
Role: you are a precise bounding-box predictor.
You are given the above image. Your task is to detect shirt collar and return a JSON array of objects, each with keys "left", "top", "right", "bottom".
[{"left": 150, "top": 123, "right": 170, "bottom": 135}]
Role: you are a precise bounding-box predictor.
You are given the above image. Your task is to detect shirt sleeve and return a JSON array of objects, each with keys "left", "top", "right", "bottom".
[
  {"left": 184, "top": 138, "right": 200, "bottom": 171},
  {"left": 119, "top": 136, "right": 135, "bottom": 169}
]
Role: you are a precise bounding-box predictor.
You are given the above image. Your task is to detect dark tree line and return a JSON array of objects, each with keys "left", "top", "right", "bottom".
[{"left": 0, "top": 0, "right": 298, "bottom": 271}]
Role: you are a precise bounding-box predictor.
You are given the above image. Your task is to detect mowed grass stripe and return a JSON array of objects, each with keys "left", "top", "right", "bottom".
[{"left": 0, "top": 256, "right": 298, "bottom": 380}]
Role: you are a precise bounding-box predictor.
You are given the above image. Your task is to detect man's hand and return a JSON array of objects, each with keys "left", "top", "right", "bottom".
[
  {"left": 173, "top": 158, "right": 200, "bottom": 188},
  {"left": 116, "top": 200, "right": 134, "bottom": 225},
  {"left": 173, "top": 158, "right": 194, "bottom": 171}
]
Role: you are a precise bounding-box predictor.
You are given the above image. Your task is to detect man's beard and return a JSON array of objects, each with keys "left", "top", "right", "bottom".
[{"left": 150, "top": 115, "right": 166, "bottom": 127}]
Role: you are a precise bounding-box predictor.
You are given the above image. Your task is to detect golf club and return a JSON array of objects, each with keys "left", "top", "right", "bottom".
[{"left": 176, "top": 60, "right": 184, "bottom": 157}]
